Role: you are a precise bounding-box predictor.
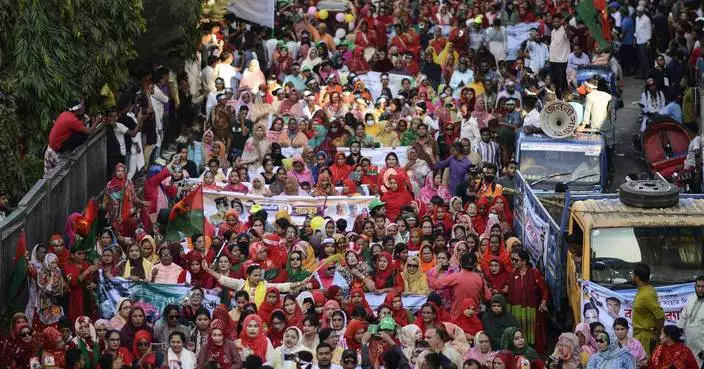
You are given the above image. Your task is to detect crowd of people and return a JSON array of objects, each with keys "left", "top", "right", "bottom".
[{"left": 27, "top": 0, "right": 704, "bottom": 368}]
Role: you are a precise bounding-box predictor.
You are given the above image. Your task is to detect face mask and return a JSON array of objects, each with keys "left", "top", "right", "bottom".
[
  {"left": 485, "top": 175, "right": 494, "bottom": 181},
  {"left": 366, "top": 120, "right": 375, "bottom": 125}
]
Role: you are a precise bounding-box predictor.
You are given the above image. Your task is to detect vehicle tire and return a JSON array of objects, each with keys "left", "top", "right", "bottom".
[{"left": 618, "top": 180, "right": 679, "bottom": 208}]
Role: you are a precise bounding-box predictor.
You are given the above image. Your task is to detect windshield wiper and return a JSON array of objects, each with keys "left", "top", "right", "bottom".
[
  {"left": 563, "top": 173, "right": 600, "bottom": 185},
  {"left": 530, "top": 172, "right": 572, "bottom": 186}
]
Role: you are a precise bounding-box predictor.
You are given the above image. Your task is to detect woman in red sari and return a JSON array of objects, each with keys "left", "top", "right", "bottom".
[
  {"left": 257, "top": 287, "right": 282, "bottom": 324},
  {"left": 484, "top": 257, "right": 511, "bottom": 296},
  {"left": 507, "top": 248, "right": 549, "bottom": 355},
  {"left": 415, "top": 302, "right": 445, "bottom": 335},
  {"left": 383, "top": 290, "right": 412, "bottom": 326},
  {"left": 342, "top": 319, "right": 368, "bottom": 353},
  {"left": 372, "top": 252, "right": 405, "bottom": 294},
  {"left": 455, "top": 298, "right": 484, "bottom": 340},
  {"left": 329, "top": 152, "right": 353, "bottom": 186},
  {"left": 346, "top": 287, "right": 375, "bottom": 318},
  {"left": 242, "top": 242, "right": 285, "bottom": 283},
  {"left": 282, "top": 294, "right": 304, "bottom": 328},
  {"left": 650, "top": 326, "right": 698, "bottom": 369},
  {"left": 64, "top": 247, "right": 99, "bottom": 322},
  {"left": 380, "top": 173, "right": 414, "bottom": 222},
  {"left": 354, "top": 21, "right": 377, "bottom": 49},
  {"left": 186, "top": 252, "right": 216, "bottom": 289}
]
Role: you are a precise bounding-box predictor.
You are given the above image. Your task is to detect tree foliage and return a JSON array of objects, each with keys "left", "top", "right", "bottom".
[
  {"left": 0, "top": 0, "right": 145, "bottom": 203},
  {"left": 131, "top": 0, "right": 202, "bottom": 70}
]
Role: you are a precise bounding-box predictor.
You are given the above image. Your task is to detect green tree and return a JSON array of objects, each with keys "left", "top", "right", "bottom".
[{"left": 0, "top": 0, "right": 145, "bottom": 202}]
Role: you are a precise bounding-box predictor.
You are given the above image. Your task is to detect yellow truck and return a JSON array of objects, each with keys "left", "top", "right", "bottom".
[{"left": 514, "top": 173, "right": 701, "bottom": 328}]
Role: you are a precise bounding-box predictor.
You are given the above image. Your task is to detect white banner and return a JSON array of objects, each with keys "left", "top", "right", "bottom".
[
  {"left": 204, "top": 189, "right": 375, "bottom": 231},
  {"left": 281, "top": 146, "right": 409, "bottom": 166},
  {"left": 228, "top": 0, "right": 276, "bottom": 28},
  {"left": 366, "top": 293, "right": 427, "bottom": 313},
  {"left": 522, "top": 193, "right": 549, "bottom": 263},
  {"left": 580, "top": 281, "right": 694, "bottom": 334},
  {"left": 506, "top": 23, "right": 539, "bottom": 60},
  {"left": 356, "top": 71, "right": 413, "bottom": 101}
]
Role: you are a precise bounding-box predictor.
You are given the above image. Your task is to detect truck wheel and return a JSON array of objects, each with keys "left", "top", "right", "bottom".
[{"left": 618, "top": 180, "right": 679, "bottom": 208}]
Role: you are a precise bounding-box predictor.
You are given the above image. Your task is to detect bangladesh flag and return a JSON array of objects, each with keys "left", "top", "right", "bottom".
[
  {"left": 576, "top": 0, "right": 611, "bottom": 49},
  {"left": 74, "top": 199, "right": 101, "bottom": 262},
  {"left": 7, "top": 230, "right": 27, "bottom": 314},
  {"left": 165, "top": 185, "right": 206, "bottom": 241}
]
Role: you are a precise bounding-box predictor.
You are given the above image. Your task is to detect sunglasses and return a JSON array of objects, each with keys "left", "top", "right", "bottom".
[
  {"left": 138, "top": 342, "right": 150, "bottom": 347},
  {"left": 595, "top": 339, "right": 607, "bottom": 343},
  {"left": 19, "top": 331, "right": 31, "bottom": 338},
  {"left": 511, "top": 258, "right": 520, "bottom": 262},
  {"left": 343, "top": 358, "right": 357, "bottom": 363},
  {"left": 168, "top": 315, "right": 180, "bottom": 319},
  {"left": 290, "top": 257, "right": 301, "bottom": 261},
  {"left": 407, "top": 264, "right": 419, "bottom": 268}
]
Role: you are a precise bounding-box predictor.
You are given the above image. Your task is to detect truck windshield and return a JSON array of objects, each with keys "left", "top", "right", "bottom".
[
  {"left": 590, "top": 227, "right": 704, "bottom": 288},
  {"left": 519, "top": 148, "right": 600, "bottom": 185}
]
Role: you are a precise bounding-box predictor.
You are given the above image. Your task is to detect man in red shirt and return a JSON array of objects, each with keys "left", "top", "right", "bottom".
[
  {"left": 48, "top": 100, "right": 102, "bottom": 152},
  {"left": 427, "top": 252, "right": 492, "bottom": 316}
]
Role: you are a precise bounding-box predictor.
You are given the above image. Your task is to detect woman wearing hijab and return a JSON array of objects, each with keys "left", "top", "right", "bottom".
[
  {"left": 196, "top": 319, "right": 242, "bottom": 369},
  {"left": 240, "top": 60, "right": 266, "bottom": 93},
  {"left": 32, "top": 252, "right": 64, "bottom": 328},
  {"left": 120, "top": 307, "right": 153, "bottom": 350},
  {"left": 288, "top": 154, "right": 314, "bottom": 186},
  {"left": 455, "top": 298, "right": 484, "bottom": 340},
  {"left": 329, "top": 152, "right": 353, "bottom": 186},
  {"left": 236, "top": 314, "right": 275, "bottom": 363},
  {"left": 110, "top": 298, "right": 132, "bottom": 330},
  {"left": 258, "top": 287, "right": 282, "bottom": 325},
  {"left": 271, "top": 326, "right": 312, "bottom": 369},
  {"left": 13, "top": 324, "right": 40, "bottom": 369},
  {"left": 41, "top": 327, "right": 67, "bottom": 369},
  {"left": 185, "top": 252, "right": 216, "bottom": 289},
  {"left": 418, "top": 244, "right": 436, "bottom": 273},
  {"left": 376, "top": 120, "right": 401, "bottom": 147},
  {"left": 501, "top": 327, "right": 544, "bottom": 369},
  {"left": 103, "top": 163, "right": 145, "bottom": 235},
  {"left": 122, "top": 243, "right": 153, "bottom": 281},
  {"left": 586, "top": 331, "right": 636, "bottom": 369},
  {"left": 384, "top": 290, "right": 413, "bottom": 327},
  {"left": 481, "top": 233, "right": 512, "bottom": 274},
  {"left": 485, "top": 258, "right": 510, "bottom": 296},
  {"left": 345, "top": 287, "right": 375, "bottom": 319},
  {"left": 482, "top": 294, "right": 520, "bottom": 349},
  {"left": 371, "top": 252, "right": 404, "bottom": 294},
  {"left": 70, "top": 316, "right": 100, "bottom": 369},
  {"left": 241, "top": 122, "right": 271, "bottom": 174},
  {"left": 401, "top": 255, "right": 429, "bottom": 295},
  {"left": 465, "top": 331, "right": 497, "bottom": 367},
  {"left": 552, "top": 333, "right": 583, "bottom": 369},
  {"left": 380, "top": 172, "right": 414, "bottom": 221},
  {"left": 312, "top": 171, "right": 337, "bottom": 197},
  {"left": 342, "top": 319, "right": 367, "bottom": 355}
]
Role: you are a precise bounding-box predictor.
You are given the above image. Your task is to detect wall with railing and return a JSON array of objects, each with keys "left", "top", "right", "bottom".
[{"left": 0, "top": 128, "right": 108, "bottom": 305}]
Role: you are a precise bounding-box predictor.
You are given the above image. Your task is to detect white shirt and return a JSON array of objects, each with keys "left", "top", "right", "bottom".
[
  {"left": 567, "top": 52, "right": 591, "bottom": 70},
  {"left": 201, "top": 65, "right": 217, "bottom": 92},
  {"left": 112, "top": 123, "right": 128, "bottom": 156},
  {"left": 677, "top": 293, "right": 704, "bottom": 366},
  {"left": 684, "top": 136, "right": 702, "bottom": 169},
  {"left": 449, "top": 69, "right": 475, "bottom": 90},
  {"left": 527, "top": 40, "right": 549, "bottom": 72},
  {"left": 612, "top": 11, "right": 622, "bottom": 27},
  {"left": 496, "top": 90, "right": 522, "bottom": 108},
  {"left": 215, "top": 63, "right": 238, "bottom": 88},
  {"left": 549, "top": 26, "right": 570, "bottom": 63},
  {"left": 460, "top": 117, "right": 481, "bottom": 148},
  {"left": 635, "top": 14, "right": 652, "bottom": 44},
  {"left": 523, "top": 109, "right": 541, "bottom": 129}
]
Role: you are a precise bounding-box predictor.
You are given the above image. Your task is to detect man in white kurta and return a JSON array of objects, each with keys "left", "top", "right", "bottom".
[
  {"left": 678, "top": 276, "right": 704, "bottom": 366},
  {"left": 579, "top": 82, "right": 614, "bottom": 146}
]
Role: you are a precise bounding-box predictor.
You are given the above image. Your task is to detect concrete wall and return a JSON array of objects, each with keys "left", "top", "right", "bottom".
[{"left": 0, "top": 128, "right": 108, "bottom": 305}]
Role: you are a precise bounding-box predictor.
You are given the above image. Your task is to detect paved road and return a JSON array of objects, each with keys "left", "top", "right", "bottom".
[{"left": 608, "top": 76, "right": 648, "bottom": 192}]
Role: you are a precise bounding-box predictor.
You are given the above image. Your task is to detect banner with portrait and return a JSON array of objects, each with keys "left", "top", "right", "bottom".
[
  {"left": 579, "top": 280, "right": 694, "bottom": 332},
  {"left": 281, "top": 146, "right": 409, "bottom": 165},
  {"left": 203, "top": 189, "right": 376, "bottom": 231},
  {"left": 522, "top": 192, "right": 550, "bottom": 264}
]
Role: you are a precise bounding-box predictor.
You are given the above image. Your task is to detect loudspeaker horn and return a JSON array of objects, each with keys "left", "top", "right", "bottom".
[{"left": 540, "top": 101, "right": 579, "bottom": 139}]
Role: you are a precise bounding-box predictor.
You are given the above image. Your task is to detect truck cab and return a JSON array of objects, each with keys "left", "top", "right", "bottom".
[
  {"left": 515, "top": 132, "right": 607, "bottom": 194},
  {"left": 513, "top": 173, "right": 702, "bottom": 328}
]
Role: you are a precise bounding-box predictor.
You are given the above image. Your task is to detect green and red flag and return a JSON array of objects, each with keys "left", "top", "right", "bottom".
[
  {"left": 165, "top": 185, "right": 208, "bottom": 241},
  {"left": 7, "top": 230, "right": 27, "bottom": 313},
  {"left": 576, "top": 0, "right": 611, "bottom": 50}
]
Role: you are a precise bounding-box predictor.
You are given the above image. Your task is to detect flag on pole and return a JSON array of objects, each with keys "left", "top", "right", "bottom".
[
  {"left": 7, "top": 230, "right": 27, "bottom": 313},
  {"left": 166, "top": 185, "right": 205, "bottom": 241}
]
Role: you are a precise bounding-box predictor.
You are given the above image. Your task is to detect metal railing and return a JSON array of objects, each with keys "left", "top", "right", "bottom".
[{"left": 0, "top": 128, "right": 108, "bottom": 305}]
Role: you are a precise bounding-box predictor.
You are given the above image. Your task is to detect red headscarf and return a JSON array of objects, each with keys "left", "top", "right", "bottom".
[
  {"left": 346, "top": 287, "right": 375, "bottom": 318},
  {"left": 132, "top": 330, "right": 157, "bottom": 369},
  {"left": 41, "top": 327, "right": 67, "bottom": 369},
  {"left": 268, "top": 309, "right": 286, "bottom": 347},
  {"left": 187, "top": 252, "right": 215, "bottom": 289},
  {"left": 342, "top": 179, "right": 358, "bottom": 195},
  {"left": 211, "top": 305, "right": 238, "bottom": 340},
  {"left": 492, "top": 195, "right": 513, "bottom": 226},
  {"left": 258, "top": 287, "right": 282, "bottom": 324},
  {"left": 239, "top": 315, "right": 269, "bottom": 360},
  {"left": 344, "top": 319, "right": 368, "bottom": 351},
  {"left": 373, "top": 252, "right": 399, "bottom": 290},
  {"left": 283, "top": 296, "right": 304, "bottom": 328},
  {"left": 415, "top": 303, "right": 445, "bottom": 334},
  {"left": 472, "top": 197, "right": 491, "bottom": 235},
  {"left": 383, "top": 290, "right": 409, "bottom": 326},
  {"left": 455, "top": 298, "right": 484, "bottom": 336},
  {"left": 380, "top": 174, "right": 414, "bottom": 221},
  {"left": 330, "top": 153, "right": 353, "bottom": 185},
  {"left": 484, "top": 257, "right": 511, "bottom": 296},
  {"left": 494, "top": 351, "right": 517, "bottom": 369}
]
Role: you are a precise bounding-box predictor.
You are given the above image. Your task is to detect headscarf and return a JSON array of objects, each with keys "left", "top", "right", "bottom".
[
  {"left": 131, "top": 330, "right": 156, "bottom": 369},
  {"left": 285, "top": 252, "right": 312, "bottom": 282},
  {"left": 493, "top": 351, "right": 517, "bottom": 369},
  {"left": 465, "top": 331, "right": 498, "bottom": 364},
  {"left": 472, "top": 96, "right": 492, "bottom": 128},
  {"left": 308, "top": 125, "right": 328, "bottom": 148},
  {"left": 500, "top": 327, "right": 540, "bottom": 361},
  {"left": 41, "top": 327, "right": 66, "bottom": 369},
  {"left": 481, "top": 294, "right": 520, "bottom": 349},
  {"left": 346, "top": 287, "right": 374, "bottom": 318},
  {"left": 293, "top": 241, "right": 317, "bottom": 272},
  {"left": 343, "top": 319, "right": 368, "bottom": 352},
  {"left": 574, "top": 323, "right": 597, "bottom": 354},
  {"left": 373, "top": 251, "right": 398, "bottom": 290},
  {"left": 455, "top": 298, "right": 483, "bottom": 336},
  {"left": 268, "top": 309, "right": 287, "bottom": 347},
  {"left": 73, "top": 316, "right": 100, "bottom": 369},
  {"left": 383, "top": 290, "right": 409, "bottom": 327},
  {"left": 239, "top": 315, "right": 269, "bottom": 359},
  {"left": 258, "top": 287, "right": 282, "bottom": 324},
  {"left": 401, "top": 255, "right": 427, "bottom": 293},
  {"left": 484, "top": 257, "right": 510, "bottom": 294},
  {"left": 322, "top": 300, "right": 341, "bottom": 329},
  {"left": 211, "top": 305, "right": 237, "bottom": 341},
  {"left": 553, "top": 333, "right": 582, "bottom": 369},
  {"left": 418, "top": 174, "right": 451, "bottom": 204}
]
